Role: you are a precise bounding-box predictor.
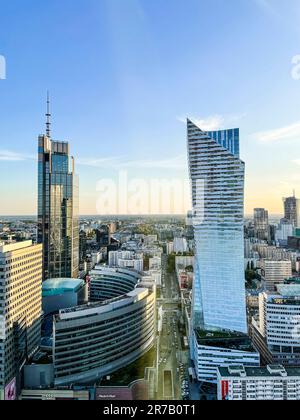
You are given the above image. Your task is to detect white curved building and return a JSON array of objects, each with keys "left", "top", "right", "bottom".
[
  {"left": 53, "top": 268, "right": 156, "bottom": 386},
  {"left": 89, "top": 267, "right": 141, "bottom": 302}
]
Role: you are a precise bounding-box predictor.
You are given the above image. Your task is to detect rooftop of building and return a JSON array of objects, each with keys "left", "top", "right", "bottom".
[
  {"left": 42, "top": 278, "right": 85, "bottom": 296},
  {"left": 276, "top": 283, "right": 300, "bottom": 298},
  {"left": 284, "top": 277, "right": 300, "bottom": 285},
  {"left": 195, "top": 329, "right": 256, "bottom": 352},
  {"left": 0, "top": 240, "right": 35, "bottom": 253},
  {"left": 55, "top": 287, "right": 151, "bottom": 321},
  {"left": 218, "top": 365, "right": 300, "bottom": 379}
]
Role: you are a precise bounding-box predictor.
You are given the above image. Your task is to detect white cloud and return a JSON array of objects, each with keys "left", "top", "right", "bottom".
[
  {"left": 177, "top": 113, "right": 246, "bottom": 132},
  {"left": 177, "top": 114, "right": 225, "bottom": 131},
  {"left": 78, "top": 155, "right": 187, "bottom": 170},
  {"left": 192, "top": 115, "right": 225, "bottom": 131},
  {"left": 123, "top": 155, "right": 186, "bottom": 170},
  {"left": 77, "top": 156, "right": 123, "bottom": 169},
  {"left": 0, "top": 149, "right": 186, "bottom": 172},
  {"left": 253, "top": 121, "right": 300, "bottom": 143},
  {"left": 0, "top": 150, "right": 35, "bottom": 161}
]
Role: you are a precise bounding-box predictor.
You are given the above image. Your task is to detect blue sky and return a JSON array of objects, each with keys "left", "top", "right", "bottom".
[{"left": 1, "top": 0, "right": 300, "bottom": 215}]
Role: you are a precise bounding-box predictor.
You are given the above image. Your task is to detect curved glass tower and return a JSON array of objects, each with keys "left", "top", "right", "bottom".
[{"left": 187, "top": 119, "right": 247, "bottom": 334}]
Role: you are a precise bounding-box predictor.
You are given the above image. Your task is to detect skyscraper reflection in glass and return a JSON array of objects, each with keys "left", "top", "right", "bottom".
[{"left": 38, "top": 136, "right": 79, "bottom": 280}]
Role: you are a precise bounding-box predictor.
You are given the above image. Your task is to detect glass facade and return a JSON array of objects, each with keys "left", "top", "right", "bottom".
[
  {"left": 187, "top": 119, "right": 247, "bottom": 334},
  {"left": 38, "top": 136, "right": 79, "bottom": 280}
]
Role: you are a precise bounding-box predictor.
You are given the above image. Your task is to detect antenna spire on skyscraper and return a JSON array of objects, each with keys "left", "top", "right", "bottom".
[{"left": 46, "top": 91, "right": 51, "bottom": 138}]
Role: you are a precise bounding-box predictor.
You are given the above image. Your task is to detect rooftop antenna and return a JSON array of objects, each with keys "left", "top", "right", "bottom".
[{"left": 46, "top": 91, "right": 51, "bottom": 138}]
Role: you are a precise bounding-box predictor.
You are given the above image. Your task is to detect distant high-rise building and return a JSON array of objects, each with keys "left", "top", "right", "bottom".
[
  {"left": 79, "top": 230, "right": 87, "bottom": 263},
  {"left": 261, "top": 260, "right": 292, "bottom": 292},
  {"left": 95, "top": 225, "right": 111, "bottom": 247},
  {"left": 254, "top": 208, "right": 269, "bottom": 241},
  {"left": 0, "top": 241, "right": 43, "bottom": 400},
  {"left": 284, "top": 195, "right": 300, "bottom": 228},
  {"left": 275, "top": 218, "right": 294, "bottom": 245},
  {"left": 37, "top": 98, "right": 79, "bottom": 280},
  {"left": 187, "top": 120, "right": 259, "bottom": 383}
]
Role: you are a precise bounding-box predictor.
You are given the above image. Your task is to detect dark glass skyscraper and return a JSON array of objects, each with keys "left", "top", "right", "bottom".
[
  {"left": 38, "top": 119, "right": 79, "bottom": 280},
  {"left": 284, "top": 195, "right": 300, "bottom": 228}
]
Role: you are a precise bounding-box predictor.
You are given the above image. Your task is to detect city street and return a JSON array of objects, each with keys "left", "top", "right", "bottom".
[{"left": 156, "top": 254, "right": 190, "bottom": 400}]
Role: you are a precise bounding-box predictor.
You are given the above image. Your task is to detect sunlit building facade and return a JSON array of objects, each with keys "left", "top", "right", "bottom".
[
  {"left": 38, "top": 136, "right": 79, "bottom": 280},
  {"left": 187, "top": 119, "right": 247, "bottom": 334},
  {"left": 187, "top": 120, "right": 258, "bottom": 382},
  {"left": 0, "top": 241, "right": 43, "bottom": 399}
]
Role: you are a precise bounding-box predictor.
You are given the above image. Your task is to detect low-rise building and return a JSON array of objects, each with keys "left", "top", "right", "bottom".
[
  {"left": 261, "top": 260, "right": 292, "bottom": 291},
  {"left": 217, "top": 365, "right": 300, "bottom": 400},
  {"left": 42, "top": 278, "right": 88, "bottom": 316},
  {"left": 192, "top": 330, "right": 260, "bottom": 383},
  {"left": 252, "top": 283, "right": 300, "bottom": 366}
]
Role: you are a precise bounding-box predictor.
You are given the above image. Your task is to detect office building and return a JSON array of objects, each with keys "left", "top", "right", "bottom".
[
  {"left": 52, "top": 272, "right": 156, "bottom": 386},
  {"left": 261, "top": 260, "right": 292, "bottom": 292},
  {"left": 187, "top": 120, "right": 258, "bottom": 382},
  {"left": 0, "top": 241, "right": 43, "bottom": 400},
  {"left": 193, "top": 330, "right": 260, "bottom": 383},
  {"left": 37, "top": 102, "right": 79, "bottom": 280},
  {"left": 276, "top": 218, "right": 294, "bottom": 245},
  {"left": 252, "top": 284, "right": 300, "bottom": 366},
  {"left": 284, "top": 195, "right": 300, "bottom": 227},
  {"left": 173, "top": 237, "right": 188, "bottom": 254},
  {"left": 89, "top": 267, "right": 141, "bottom": 302},
  {"left": 218, "top": 365, "right": 300, "bottom": 401},
  {"left": 149, "top": 256, "right": 161, "bottom": 270},
  {"left": 187, "top": 120, "right": 247, "bottom": 333},
  {"left": 95, "top": 225, "right": 111, "bottom": 247},
  {"left": 42, "top": 278, "right": 88, "bottom": 315},
  {"left": 108, "top": 250, "right": 144, "bottom": 272},
  {"left": 254, "top": 208, "right": 269, "bottom": 241}
]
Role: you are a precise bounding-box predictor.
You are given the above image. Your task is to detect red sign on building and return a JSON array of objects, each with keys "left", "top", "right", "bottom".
[{"left": 221, "top": 381, "right": 229, "bottom": 401}]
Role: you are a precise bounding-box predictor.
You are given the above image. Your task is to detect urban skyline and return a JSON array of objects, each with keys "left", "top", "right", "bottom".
[{"left": 2, "top": 0, "right": 300, "bottom": 405}]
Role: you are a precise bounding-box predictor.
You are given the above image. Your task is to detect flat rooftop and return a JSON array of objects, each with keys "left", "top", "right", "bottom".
[
  {"left": 0, "top": 240, "right": 34, "bottom": 253},
  {"left": 218, "top": 365, "right": 300, "bottom": 378},
  {"left": 42, "top": 278, "right": 85, "bottom": 296},
  {"left": 195, "top": 329, "right": 256, "bottom": 352},
  {"left": 276, "top": 284, "right": 300, "bottom": 298}
]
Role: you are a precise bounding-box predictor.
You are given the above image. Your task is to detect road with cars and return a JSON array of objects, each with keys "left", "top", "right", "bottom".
[{"left": 156, "top": 254, "right": 191, "bottom": 400}]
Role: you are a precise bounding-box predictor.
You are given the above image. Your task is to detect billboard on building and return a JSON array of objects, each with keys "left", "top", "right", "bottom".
[
  {"left": 221, "top": 381, "right": 229, "bottom": 401},
  {"left": 4, "top": 378, "right": 16, "bottom": 401}
]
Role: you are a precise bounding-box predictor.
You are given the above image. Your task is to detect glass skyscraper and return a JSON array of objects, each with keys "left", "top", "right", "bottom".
[
  {"left": 38, "top": 136, "right": 79, "bottom": 280},
  {"left": 187, "top": 119, "right": 247, "bottom": 334},
  {"left": 284, "top": 195, "right": 300, "bottom": 228}
]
